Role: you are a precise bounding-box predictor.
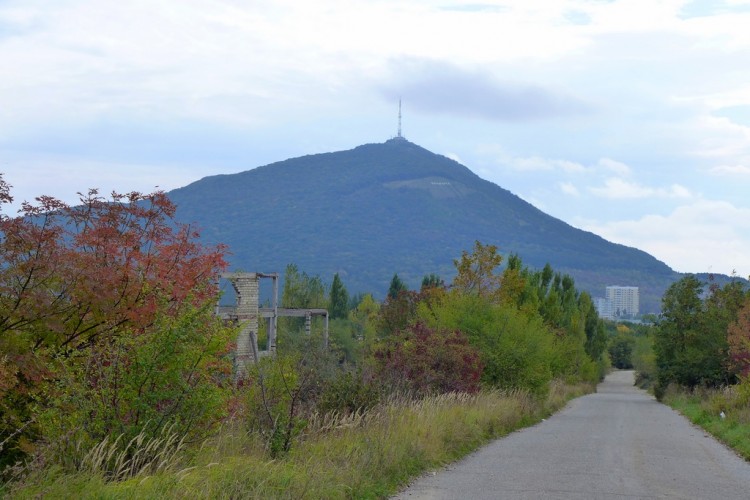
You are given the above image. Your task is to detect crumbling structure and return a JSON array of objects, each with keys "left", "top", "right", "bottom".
[{"left": 217, "top": 272, "right": 329, "bottom": 375}]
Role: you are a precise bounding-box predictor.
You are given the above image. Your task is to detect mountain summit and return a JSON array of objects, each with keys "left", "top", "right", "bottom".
[{"left": 168, "top": 139, "right": 676, "bottom": 312}]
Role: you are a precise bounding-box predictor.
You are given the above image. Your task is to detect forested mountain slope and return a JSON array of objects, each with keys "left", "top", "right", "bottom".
[{"left": 168, "top": 138, "right": 679, "bottom": 313}]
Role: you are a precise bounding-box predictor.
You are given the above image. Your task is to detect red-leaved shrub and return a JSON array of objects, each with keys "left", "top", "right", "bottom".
[{"left": 374, "top": 322, "right": 482, "bottom": 394}]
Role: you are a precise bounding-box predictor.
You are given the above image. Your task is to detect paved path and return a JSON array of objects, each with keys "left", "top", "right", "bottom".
[{"left": 393, "top": 370, "right": 750, "bottom": 499}]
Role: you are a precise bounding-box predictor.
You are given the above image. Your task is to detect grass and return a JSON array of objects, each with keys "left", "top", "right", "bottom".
[
  {"left": 78, "top": 423, "right": 186, "bottom": 481},
  {"left": 6, "top": 380, "right": 592, "bottom": 499},
  {"left": 663, "top": 381, "right": 750, "bottom": 461}
]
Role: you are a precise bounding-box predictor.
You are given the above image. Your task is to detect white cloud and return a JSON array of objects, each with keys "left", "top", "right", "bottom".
[
  {"left": 525, "top": 196, "right": 548, "bottom": 212},
  {"left": 484, "top": 152, "right": 637, "bottom": 180},
  {"left": 589, "top": 178, "right": 693, "bottom": 199},
  {"left": 559, "top": 181, "right": 580, "bottom": 196},
  {"left": 669, "top": 184, "right": 693, "bottom": 198},
  {"left": 506, "top": 156, "right": 588, "bottom": 173},
  {"left": 685, "top": 115, "right": 750, "bottom": 160},
  {"left": 709, "top": 164, "right": 750, "bottom": 176},
  {"left": 445, "top": 152, "right": 462, "bottom": 163},
  {"left": 583, "top": 199, "right": 750, "bottom": 277},
  {"left": 380, "top": 58, "right": 592, "bottom": 121},
  {"left": 598, "top": 158, "right": 632, "bottom": 176}
]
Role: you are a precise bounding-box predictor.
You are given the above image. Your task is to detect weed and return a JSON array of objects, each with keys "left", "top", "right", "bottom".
[
  {"left": 7, "top": 380, "right": 591, "bottom": 498},
  {"left": 664, "top": 381, "right": 750, "bottom": 460}
]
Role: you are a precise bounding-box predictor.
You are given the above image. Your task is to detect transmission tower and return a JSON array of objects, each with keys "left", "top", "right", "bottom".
[{"left": 398, "top": 99, "right": 403, "bottom": 138}]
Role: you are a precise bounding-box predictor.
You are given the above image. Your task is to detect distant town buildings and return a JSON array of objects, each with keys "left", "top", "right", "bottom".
[{"left": 594, "top": 286, "right": 640, "bottom": 320}]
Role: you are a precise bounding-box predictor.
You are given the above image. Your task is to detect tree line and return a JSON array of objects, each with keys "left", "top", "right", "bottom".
[
  {"left": 651, "top": 274, "right": 750, "bottom": 398},
  {"left": 603, "top": 271, "right": 750, "bottom": 401}
]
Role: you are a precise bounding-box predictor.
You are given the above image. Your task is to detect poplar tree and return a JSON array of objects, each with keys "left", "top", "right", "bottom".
[
  {"left": 388, "top": 273, "right": 408, "bottom": 299},
  {"left": 329, "top": 273, "right": 349, "bottom": 319}
]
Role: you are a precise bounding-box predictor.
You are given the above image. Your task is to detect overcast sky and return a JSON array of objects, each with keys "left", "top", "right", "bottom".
[{"left": 2, "top": 0, "right": 749, "bottom": 278}]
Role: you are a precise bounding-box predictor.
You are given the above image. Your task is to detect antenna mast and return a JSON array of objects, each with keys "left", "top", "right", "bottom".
[{"left": 397, "top": 99, "right": 403, "bottom": 139}]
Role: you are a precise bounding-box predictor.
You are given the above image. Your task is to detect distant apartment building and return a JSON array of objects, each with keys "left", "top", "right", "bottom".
[{"left": 594, "top": 286, "right": 639, "bottom": 320}]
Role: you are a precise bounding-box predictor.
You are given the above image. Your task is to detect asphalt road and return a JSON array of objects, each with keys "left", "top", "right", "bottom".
[{"left": 393, "top": 370, "right": 750, "bottom": 499}]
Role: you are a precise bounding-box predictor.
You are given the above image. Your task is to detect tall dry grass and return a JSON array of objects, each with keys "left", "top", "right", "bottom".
[
  {"left": 7, "top": 380, "right": 593, "bottom": 499},
  {"left": 78, "top": 423, "right": 186, "bottom": 481}
]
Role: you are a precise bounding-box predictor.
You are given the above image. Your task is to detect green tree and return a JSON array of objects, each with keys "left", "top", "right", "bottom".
[
  {"left": 452, "top": 240, "right": 503, "bottom": 300},
  {"left": 387, "top": 273, "right": 408, "bottom": 299},
  {"left": 419, "top": 292, "right": 556, "bottom": 395},
  {"left": 609, "top": 330, "right": 636, "bottom": 369},
  {"left": 580, "top": 292, "right": 608, "bottom": 363},
  {"left": 378, "top": 290, "right": 420, "bottom": 337},
  {"left": 654, "top": 275, "right": 703, "bottom": 394},
  {"left": 282, "top": 264, "right": 326, "bottom": 309},
  {"left": 632, "top": 327, "right": 657, "bottom": 388},
  {"left": 497, "top": 253, "right": 527, "bottom": 307},
  {"left": 653, "top": 275, "right": 737, "bottom": 393},
  {"left": 281, "top": 264, "right": 326, "bottom": 337},
  {"left": 328, "top": 273, "right": 349, "bottom": 320},
  {"left": 349, "top": 293, "right": 380, "bottom": 357},
  {"left": 540, "top": 263, "right": 554, "bottom": 291},
  {"left": 349, "top": 294, "right": 379, "bottom": 336},
  {"left": 348, "top": 292, "right": 366, "bottom": 311},
  {"left": 421, "top": 273, "right": 444, "bottom": 291}
]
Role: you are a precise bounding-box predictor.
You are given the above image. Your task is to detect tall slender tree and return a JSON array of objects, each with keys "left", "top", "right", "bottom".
[
  {"left": 329, "top": 273, "right": 349, "bottom": 319},
  {"left": 388, "top": 273, "right": 408, "bottom": 299},
  {"left": 421, "top": 273, "right": 444, "bottom": 291}
]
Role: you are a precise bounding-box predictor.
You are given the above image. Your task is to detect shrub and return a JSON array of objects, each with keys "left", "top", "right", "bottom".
[
  {"left": 633, "top": 334, "right": 657, "bottom": 389},
  {"left": 316, "top": 369, "right": 381, "bottom": 415},
  {"left": 0, "top": 180, "right": 227, "bottom": 474},
  {"left": 609, "top": 331, "right": 636, "bottom": 369},
  {"left": 34, "top": 303, "right": 234, "bottom": 477},
  {"left": 419, "top": 293, "right": 555, "bottom": 395},
  {"left": 373, "top": 322, "right": 483, "bottom": 395},
  {"left": 244, "top": 344, "right": 337, "bottom": 457}
]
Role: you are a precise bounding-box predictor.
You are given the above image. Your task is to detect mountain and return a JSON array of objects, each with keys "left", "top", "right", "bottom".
[{"left": 168, "top": 138, "right": 679, "bottom": 313}]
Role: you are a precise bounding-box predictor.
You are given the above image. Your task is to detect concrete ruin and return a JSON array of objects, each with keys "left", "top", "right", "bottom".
[{"left": 217, "top": 272, "right": 329, "bottom": 375}]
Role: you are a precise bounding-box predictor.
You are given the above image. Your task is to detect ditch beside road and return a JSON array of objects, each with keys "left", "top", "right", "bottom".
[{"left": 393, "top": 370, "right": 750, "bottom": 500}]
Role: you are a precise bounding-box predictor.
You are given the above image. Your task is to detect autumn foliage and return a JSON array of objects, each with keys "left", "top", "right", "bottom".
[
  {"left": 0, "top": 175, "right": 230, "bottom": 473},
  {"left": 374, "top": 322, "right": 483, "bottom": 394},
  {"left": 728, "top": 298, "right": 750, "bottom": 378}
]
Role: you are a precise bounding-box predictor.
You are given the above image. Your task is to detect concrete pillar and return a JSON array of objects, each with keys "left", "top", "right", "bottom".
[
  {"left": 269, "top": 274, "right": 278, "bottom": 354},
  {"left": 228, "top": 273, "right": 259, "bottom": 377}
]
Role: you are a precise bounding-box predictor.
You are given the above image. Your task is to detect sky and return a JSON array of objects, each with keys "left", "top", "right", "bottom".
[{"left": 1, "top": 0, "right": 749, "bottom": 278}]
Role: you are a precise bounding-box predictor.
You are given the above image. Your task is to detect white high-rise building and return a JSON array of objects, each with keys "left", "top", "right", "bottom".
[{"left": 606, "top": 286, "right": 639, "bottom": 318}]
